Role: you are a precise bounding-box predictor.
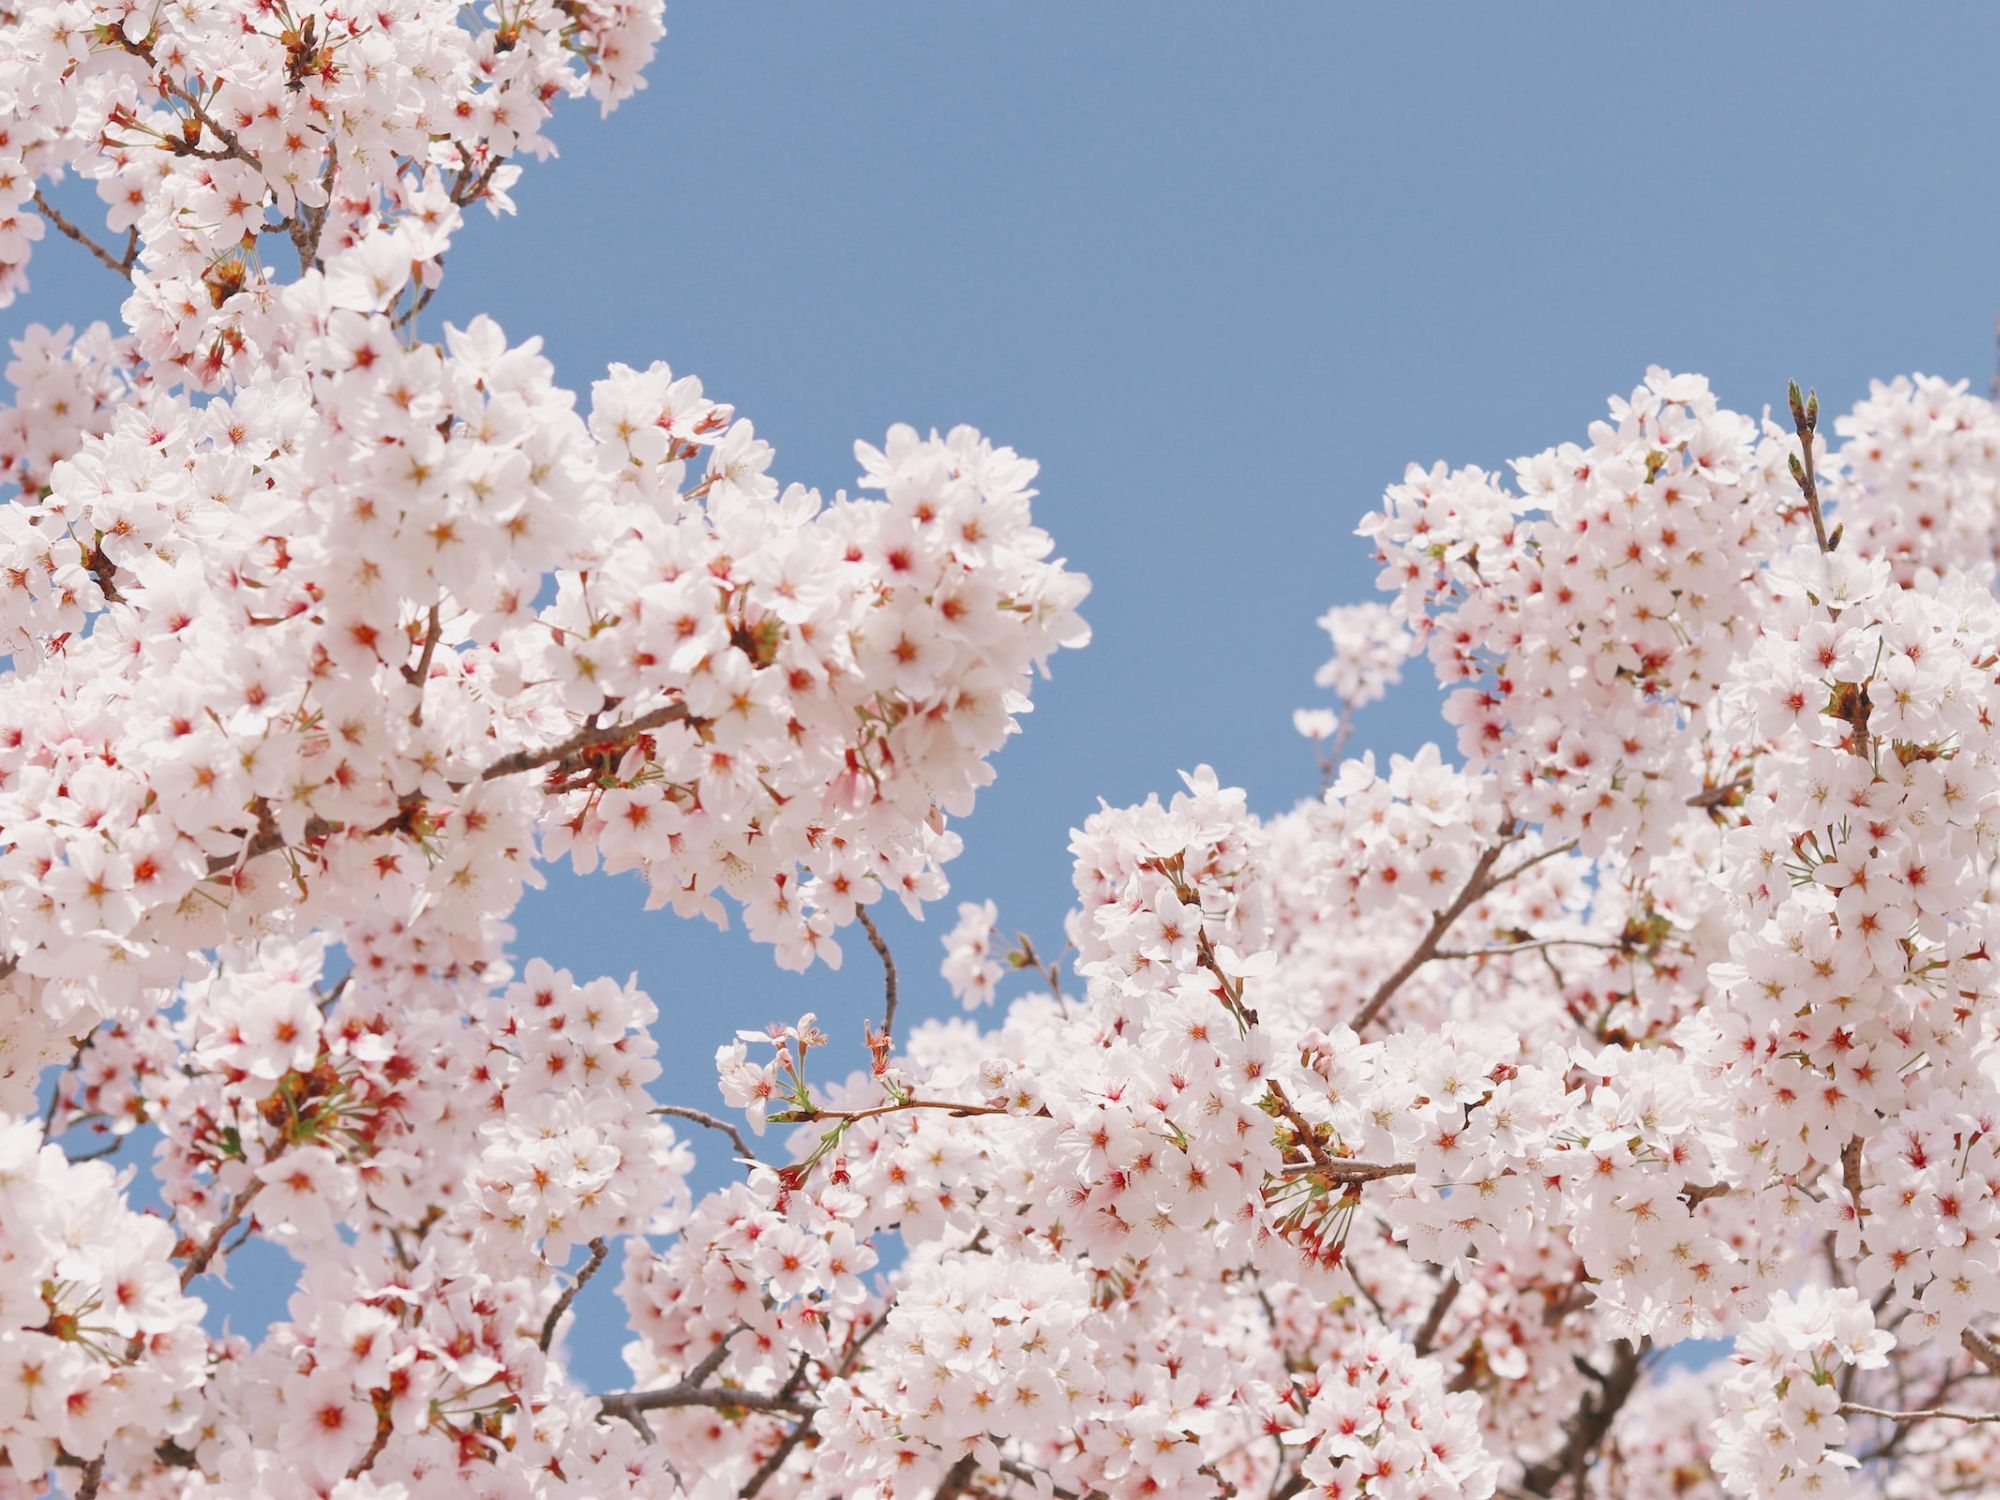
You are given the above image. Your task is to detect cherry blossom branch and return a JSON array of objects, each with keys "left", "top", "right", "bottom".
[
  {"left": 403, "top": 603, "right": 443, "bottom": 725},
  {"left": 641, "top": 1301, "right": 902, "bottom": 1492},
  {"left": 1786, "top": 381, "right": 1834, "bottom": 556},
  {"left": 856, "top": 907, "right": 900, "bottom": 1044},
  {"left": 1431, "top": 936, "right": 1626, "bottom": 962},
  {"left": 1687, "top": 774, "right": 1752, "bottom": 810},
  {"left": 538, "top": 1237, "right": 609, "bottom": 1352},
  {"left": 1516, "top": 1338, "right": 1648, "bottom": 1496},
  {"left": 449, "top": 150, "right": 511, "bottom": 209},
  {"left": 179, "top": 1180, "right": 263, "bottom": 1289},
  {"left": 682, "top": 1324, "right": 751, "bottom": 1388},
  {"left": 597, "top": 1325, "right": 824, "bottom": 1425},
  {"left": 652, "top": 1104, "right": 759, "bottom": 1163},
  {"left": 997, "top": 1458, "right": 1095, "bottom": 1499},
  {"left": 1840, "top": 1401, "right": 2000, "bottom": 1425},
  {"left": 738, "top": 1357, "right": 819, "bottom": 1497},
  {"left": 1144, "top": 851, "right": 1259, "bottom": 1030},
  {"left": 200, "top": 700, "right": 697, "bottom": 873},
  {"left": 391, "top": 267, "right": 442, "bottom": 332},
  {"left": 480, "top": 700, "right": 700, "bottom": 780},
  {"left": 41, "top": 1033, "right": 91, "bottom": 1132},
  {"left": 292, "top": 141, "right": 340, "bottom": 272},
  {"left": 1352, "top": 827, "right": 1578, "bottom": 1032},
  {"left": 478, "top": 701, "right": 693, "bottom": 783},
  {"left": 596, "top": 1381, "right": 813, "bottom": 1421},
  {"left": 1276, "top": 1158, "right": 1414, "bottom": 1185},
  {"left": 31, "top": 190, "right": 134, "bottom": 279},
  {"left": 755, "top": 1298, "right": 897, "bottom": 1494},
  {"left": 345, "top": 1398, "right": 394, "bottom": 1481},
  {"left": 1264, "top": 1079, "right": 1332, "bottom": 1170},
  {"left": 1412, "top": 1273, "right": 1460, "bottom": 1357},
  {"left": 147, "top": 67, "right": 267, "bottom": 177},
  {"left": 931, "top": 1454, "right": 978, "bottom": 1500},
  {"left": 1840, "top": 1136, "right": 1866, "bottom": 1217},
  {"left": 1009, "top": 932, "right": 1072, "bottom": 1013},
  {"left": 1962, "top": 1327, "right": 2000, "bottom": 1379},
  {"left": 1194, "top": 926, "right": 1258, "bottom": 1030},
  {"left": 774, "top": 1097, "right": 1012, "bottom": 1129}
]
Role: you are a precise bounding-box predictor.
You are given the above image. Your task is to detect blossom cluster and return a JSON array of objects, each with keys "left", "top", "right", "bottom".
[{"left": 9, "top": 1, "right": 2000, "bottom": 1497}]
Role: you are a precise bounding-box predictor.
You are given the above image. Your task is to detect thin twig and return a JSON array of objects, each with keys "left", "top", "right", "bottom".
[
  {"left": 539, "top": 1237, "right": 609, "bottom": 1352},
  {"left": 740, "top": 1419, "right": 814, "bottom": 1497},
  {"left": 232, "top": 702, "right": 693, "bottom": 869},
  {"left": 684, "top": 1324, "right": 750, "bottom": 1389},
  {"left": 42, "top": 1033, "right": 92, "bottom": 1132},
  {"left": 737, "top": 1359, "right": 819, "bottom": 1500},
  {"left": 998, "top": 1458, "right": 1092, "bottom": 1499},
  {"left": 653, "top": 1104, "right": 759, "bottom": 1163},
  {"left": 597, "top": 1384, "right": 812, "bottom": 1420},
  {"left": 404, "top": 603, "right": 443, "bottom": 725},
  {"left": 1786, "top": 381, "right": 1832, "bottom": 555},
  {"left": 1264, "top": 1079, "right": 1332, "bottom": 1170},
  {"left": 149, "top": 69, "right": 265, "bottom": 175},
  {"left": 344, "top": 1399, "right": 394, "bottom": 1480},
  {"left": 1686, "top": 775, "right": 1752, "bottom": 810},
  {"left": 596, "top": 1327, "right": 817, "bottom": 1423},
  {"left": 1413, "top": 1273, "right": 1460, "bottom": 1357},
  {"left": 479, "top": 701, "right": 693, "bottom": 783},
  {"left": 856, "top": 907, "right": 899, "bottom": 1045},
  {"left": 0, "top": 700, "right": 704, "bottom": 985},
  {"left": 1352, "top": 831, "right": 1581, "bottom": 1032},
  {"left": 180, "top": 1180, "right": 263, "bottom": 1288},
  {"left": 1432, "top": 937, "right": 1626, "bottom": 962},
  {"left": 392, "top": 270, "right": 441, "bottom": 332},
  {"left": 31, "top": 190, "right": 132, "bottom": 279},
  {"left": 775, "top": 1097, "right": 1012, "bottom": 1129},
  {"left": 1353, "top": 831, "right": 1518, "bottom": 1033},
  {"left": 1841, "top": 1402, "right": 2000, "bottom": 1425}
]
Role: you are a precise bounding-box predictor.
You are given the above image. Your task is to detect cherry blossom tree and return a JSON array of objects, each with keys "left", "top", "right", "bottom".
[{"left": 5, "top": 6, "right": 2000, "bottom": 1499}]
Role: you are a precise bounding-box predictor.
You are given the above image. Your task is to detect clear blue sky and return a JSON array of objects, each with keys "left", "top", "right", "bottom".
[{"left": 14, "top": 6, "right": 2000, "bottom": 1386}]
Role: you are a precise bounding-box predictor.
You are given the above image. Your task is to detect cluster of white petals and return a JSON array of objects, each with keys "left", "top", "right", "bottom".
[{"left": 9, "top": 5, "right": 2000, "bottom": 1499}]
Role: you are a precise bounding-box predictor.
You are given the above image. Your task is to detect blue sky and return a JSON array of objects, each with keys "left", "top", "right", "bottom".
[{"left": 15, "top": 6, "right": 2000, "bottom": 1386}]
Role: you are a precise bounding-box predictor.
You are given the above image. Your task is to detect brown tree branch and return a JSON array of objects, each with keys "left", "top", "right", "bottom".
[
  {"left": 597, "top": 1383, "right": 813, "bottom": 1421},
  {"left": 31, "top": 190, "right": 133, "bottom": 279},
  {"left": 931, "top": 1454, "right": 979, "bottom": 1500},
  {"left": 1431, "top": 936, "right": 1626, "bottom": 962},
  {"left": 207, "top": 701, "right": 697, "bottom": 873},
  {"left": 180, "top": 1180, "right": 263, "bottom": 1288},
  {"left": 1786, "top": 381, "right": 1833, "bottom": 555},
  {"left": 539, "top": 1237, "right": 609, "bottom": 1352},
  {"left": 1841, "top": 1402, "right": 2000, "bottom": 1425},
  {"left": 1264, "top": 1079, "right": 1333, "bottom": 1170},
  {"left": 404, "top": 603, "right": 443, "bottom": 725},
  {"left": 1413, "top": 1273, "right": 1460, "bottom": 1357},
  {"left": 344, "top": 1398, "right": 394, "bottom": 1481},
  {"left": 856, "top": 907, "right": 899, "bottom": 1045},
  {"left": 1352, "top": 829, "right": 1577, "bottom": 1032},
  {"left": 1517, "top": 1338, "right": 1648, "bottom": 1496},
  {"left": 1962, "top": 1327, "right": 2000, "bottom": 1379},
  {"left": 653, "top": 1104, "right": 759, "bottom": 1163},
  {"left": 1276, "top": 1158, "right": 1415, "bottom": 1185}
]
